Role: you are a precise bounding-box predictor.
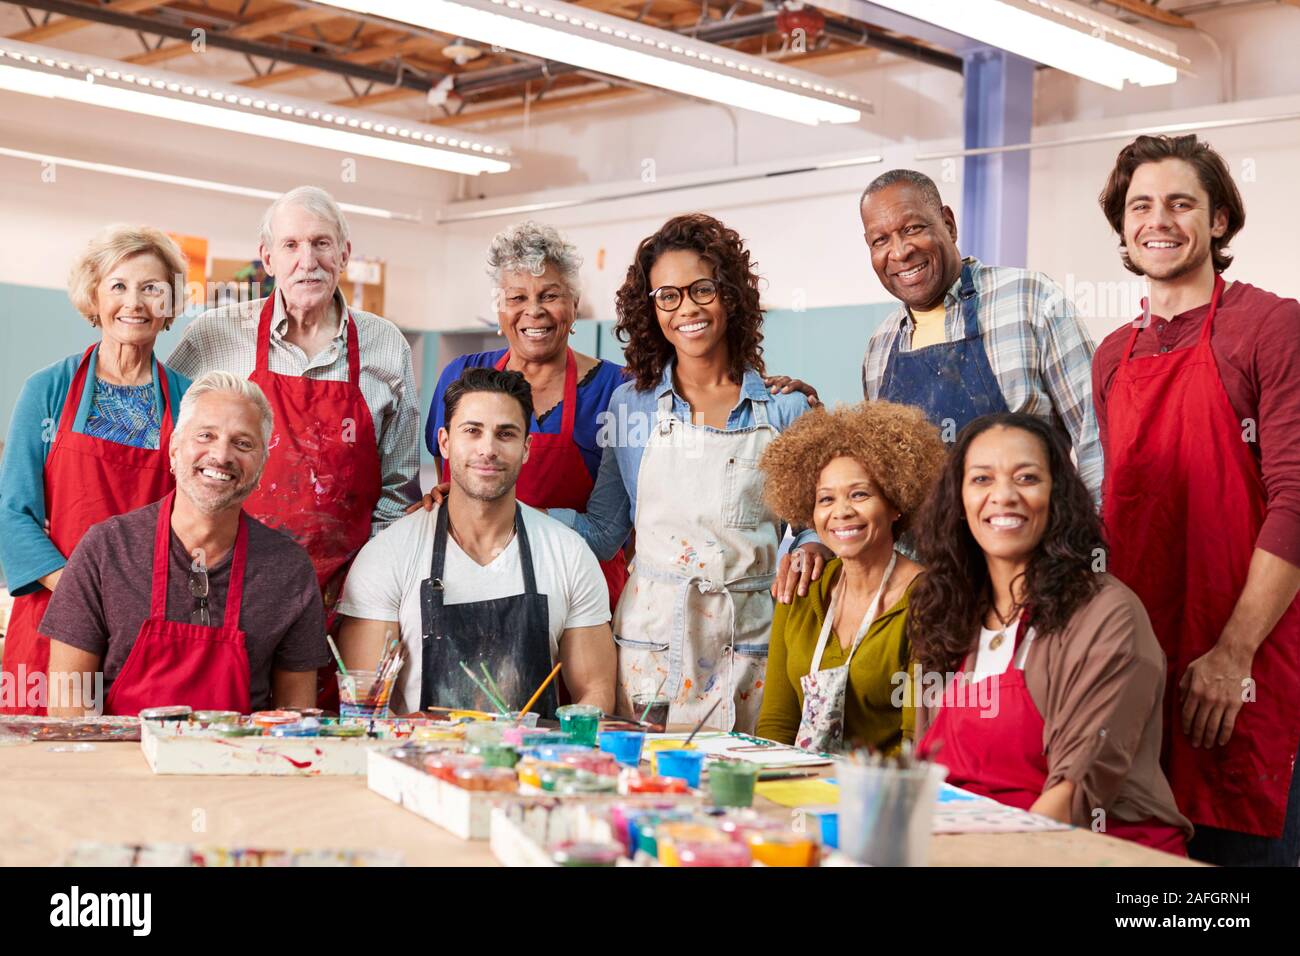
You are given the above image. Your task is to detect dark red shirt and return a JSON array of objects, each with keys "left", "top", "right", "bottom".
[
  {"left": 40, "top": 499, "right": 331, "bottom": 711},
  {"left": 1093, "top": 280, "right": 1300, "bottom": 567}
]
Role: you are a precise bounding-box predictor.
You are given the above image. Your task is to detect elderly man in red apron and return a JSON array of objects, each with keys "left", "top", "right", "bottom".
[
  {"left": 1094, "top": 134, "right": 1300, "bottom": 865},
  {"left": 169, "top": 187, "right": 420, "bottom": 707}
]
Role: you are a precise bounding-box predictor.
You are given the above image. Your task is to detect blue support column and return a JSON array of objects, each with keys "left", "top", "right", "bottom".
[{"left": 961, "top": 48, "right": 1035, "bottom": 268}]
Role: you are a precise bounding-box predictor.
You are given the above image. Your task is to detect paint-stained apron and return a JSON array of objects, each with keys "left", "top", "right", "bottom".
[
  {"left": 878, "top": 261, "right": 1009, "bottom": 435},
  {"left": 242, "top": 294, "right": 382, "bottom": 709},
  {"left": 1101, "top": 274, "right": 1300, "bottom": 837},
  {"left": 612, "top": 392, "right": 779, "bottom": 734},
  {"left": 418, "top": 503, "right": 557, "bottom": 720},
  {"left": 918, "top": 623, "right": 1187, "bottom": 855},
  {"left": 105, "top": 491, "right": 252, "bottom": 716},
  {"left": 1, "top": 346, "right": 175, "bottom": 716}
]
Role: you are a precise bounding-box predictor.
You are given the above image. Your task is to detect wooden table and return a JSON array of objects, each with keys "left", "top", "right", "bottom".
[{"left": 0, "top": 742, "right": 1198, "bottom": 866}]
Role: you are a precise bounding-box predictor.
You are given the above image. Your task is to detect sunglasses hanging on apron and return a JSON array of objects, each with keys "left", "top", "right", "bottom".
[
  {"left": 795, "top": 552, "right": 897, "bottom": 753},
  {"left": 418, "top": 503, "right": 556, "bottom": 719}
]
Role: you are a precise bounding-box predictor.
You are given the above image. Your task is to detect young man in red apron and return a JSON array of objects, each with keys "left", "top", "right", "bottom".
[
  {"left": 1094, "top": 134, "right": 1300, "bottom": 865},
  {"left": 42, "top": 374, "right": 328, "bottom": 716}
]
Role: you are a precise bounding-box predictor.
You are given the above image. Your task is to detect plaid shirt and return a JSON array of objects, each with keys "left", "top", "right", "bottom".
[
  {"left": 168, "top": 288, "right": 419, "bottom": 535},
  {"left": 862, "top": 257, "right": 1101, "bottom": 501}
]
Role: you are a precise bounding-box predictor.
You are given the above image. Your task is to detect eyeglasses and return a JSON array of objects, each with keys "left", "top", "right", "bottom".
[
  {"left": 189, "top": 568, "right": 210, "bottom": 627},
  {"left": 649, "top": 278, "right": 718, "bottom": 312}
]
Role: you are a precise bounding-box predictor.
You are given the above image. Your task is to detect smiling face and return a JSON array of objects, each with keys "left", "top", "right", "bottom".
[
  {"left": 438, "top": 391, "right": 531, "bottom": 503},
  {"left": 170, "top": 392, "right": 267, "bottom": 515},
  {"left": 961, "top": 426, "right": 1052, "bottom": 568},
  {"left": 496, "top": 263, "right": 577, "bottom": 364},
  {"left": 648, "top": 249, "right": 729, "bottom": 364},
  {"left": 94, "top": 252, "right": 173, "bottom": 349},
  {"left": 261, "top": 202, "right": 349, "bottom": 316},
  {"left": 1122, "top": 158, "right": 1228, "bottom": 283},
  {"left": 861, "top": 182, "right": 962, "bottom": 311},
  {"left": 811, "top": 456, "right": 899, "bottom": 563}
]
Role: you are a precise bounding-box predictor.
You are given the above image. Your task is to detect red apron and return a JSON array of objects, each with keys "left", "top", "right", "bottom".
[
  {"left": 242, "top": 295, "right": 382, "bottom": 709},
  {"left": 440, "top": 349, "right": 629, "bottom": 611},
  {"left": 105, "top": 492, "right": 251, "bottom": 715},
  {"left": 1, "top": 346, "right": 175, "bottom": 716},
  {"left": 919, "top": 628, "right": 1188, "bottom": 855},
  {"left": 1101, "top": 275, "right": 1300, "bottom": 837}
]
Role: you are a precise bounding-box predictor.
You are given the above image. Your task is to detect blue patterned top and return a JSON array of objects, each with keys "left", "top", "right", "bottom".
[{"left": 83, "top": 379, "right": 162, "bottom": 449}]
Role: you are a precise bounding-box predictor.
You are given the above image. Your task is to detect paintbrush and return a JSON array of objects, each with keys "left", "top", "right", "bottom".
[
  {"left": 638, "top": 674, "right": 669, "bottom": 722},
  {"left": 517, "top": 661, "right": 562, "bottom": 720},
  {"left": 325, "top": 635, "right": 348, "bottom": 677},
  {"left": 683, "top": 698, "right": 722, "bottom": 747},
  {"left": 459, "top": 660, "right": 510, "bottom": 714},
  {"left": 480, "top": 661, "right": 510, "bottom": 713}
]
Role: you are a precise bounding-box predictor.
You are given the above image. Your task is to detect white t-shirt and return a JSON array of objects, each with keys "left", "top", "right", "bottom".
[{"left": 337, "top": 503, "right": 610, "bottom": 714}]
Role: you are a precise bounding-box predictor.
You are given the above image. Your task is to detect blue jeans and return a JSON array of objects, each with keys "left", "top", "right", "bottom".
[{"left": 1187, "top": 738, "right": 1300, "bottom": 866}]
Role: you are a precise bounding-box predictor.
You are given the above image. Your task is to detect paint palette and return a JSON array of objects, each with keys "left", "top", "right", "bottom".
[
  {"left": 140, "top": 720, "right": 408, "bottom": 776},
  {"left": 0, "top": 716, "right": 142, "bottom": 742},
  {"left": 64, "top": 842, "right": 404, "bottom": 866}
]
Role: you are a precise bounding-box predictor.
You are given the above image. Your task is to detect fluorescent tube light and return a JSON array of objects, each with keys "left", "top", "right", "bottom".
[
  {"left": 310, "top": 0, "right": 868, "bottom": 125},
  {"left": 0, "top": 39, "right": 512, "bottom": 174},
  {"left": 863, "top": 0, "right": 1186, "bottom": 90},
  {"left": 0, "top": 146, "right": 421, "bottom": 222}
]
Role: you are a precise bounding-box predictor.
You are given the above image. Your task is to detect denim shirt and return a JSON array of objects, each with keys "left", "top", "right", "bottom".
[{"left": 551, "top": 360, "right": 816, "bottom": 561}]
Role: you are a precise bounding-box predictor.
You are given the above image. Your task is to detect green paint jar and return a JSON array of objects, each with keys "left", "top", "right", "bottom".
[
  {"left": 555, "top": 704, "right": 602, "bottom": 747},
  {"left": 478, "top": 744, "right": 519, "bottom": 768},
  {"left": 708, "top": 760, "right": 760, "bottom": 808}
]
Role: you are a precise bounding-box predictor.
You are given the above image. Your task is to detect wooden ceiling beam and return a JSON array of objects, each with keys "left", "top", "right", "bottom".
[
  {"left": 125, "top": 4, "right": 342, "bottom": 65},
  {"left": 235, "top": 32, "right": 436, "bottom": 88},
  {"left": 8, "top": 0, "right": 172, "bottom": 42},
  {"left": 1100, "top": 0, "right": 1194, "bottom": 28}
]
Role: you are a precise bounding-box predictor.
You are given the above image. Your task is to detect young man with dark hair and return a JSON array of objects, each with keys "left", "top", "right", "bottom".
[
  {"left": 336, "top": 367, "right": 615, "bottom": 718},
  {"left": 1094, "top": 134, "right": 1300, "bottom": 866}
]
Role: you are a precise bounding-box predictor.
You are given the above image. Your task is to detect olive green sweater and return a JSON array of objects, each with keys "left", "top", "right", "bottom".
[{"left": 756, "top": 559, "right": 914, "bottom": 752}]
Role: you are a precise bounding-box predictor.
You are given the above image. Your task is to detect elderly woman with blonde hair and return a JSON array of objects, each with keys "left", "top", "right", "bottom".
[
  {"left": 755, "top": 401, "right": 946, "bottom": 753},
  {"left": 0, "top": 225, "right": 190, "bottom": 715}
]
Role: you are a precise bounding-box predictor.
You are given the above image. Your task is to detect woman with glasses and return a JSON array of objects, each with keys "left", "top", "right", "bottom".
[
  {"left": 549, "top": 213, "right": 824, "bottom": 733},
  {"left": 0, "top": 226, "right": 192, "bottom": 715}
]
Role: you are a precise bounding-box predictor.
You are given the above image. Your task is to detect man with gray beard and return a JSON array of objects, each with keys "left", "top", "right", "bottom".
[{"left": 42, "top": 372, "right": 329, "bottom": 716}]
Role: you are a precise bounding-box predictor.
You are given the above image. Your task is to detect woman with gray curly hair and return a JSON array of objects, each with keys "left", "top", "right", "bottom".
[
  {"left": 0, "top": 224, "right": 192, "bottom": 715},
  {"left": 422, "top": 220, "right": 633, "bottom": 610}
]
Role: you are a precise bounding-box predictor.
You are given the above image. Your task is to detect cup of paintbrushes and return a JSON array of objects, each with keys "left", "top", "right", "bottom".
[
  {"left": 338, "top": 668, "right": 397, "bottom": 719},
  {"left": 836, "top": 756, "right": 947, "bottom": 866}
]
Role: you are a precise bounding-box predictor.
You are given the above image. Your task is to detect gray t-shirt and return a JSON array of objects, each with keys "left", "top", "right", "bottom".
[{"left": 41, "top": 498, "right": 330, "bottom": 711}]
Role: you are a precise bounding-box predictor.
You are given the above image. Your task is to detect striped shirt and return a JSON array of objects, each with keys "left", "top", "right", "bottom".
[
  {"left": 861, "top": 257, "right": 1102, "bottom": 501},
  {"left": 167, "top": 288, "right": 419, "bottom": 535}
]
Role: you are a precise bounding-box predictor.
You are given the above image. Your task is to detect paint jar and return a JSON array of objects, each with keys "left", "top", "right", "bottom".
[
  {"left": 631, "top": 694, "right": 672, "bottom": 733},
  {"left": 623, "top": 771, "right": 690, "bottom": 795},
  {"left": 139, "top": 705, "right": 193, "bottom": 724},
  {"left": 540, "top": 765, "right": 578, "bottom": 792},
  {"left": 320, "top": 723, "right": 368, "bottom": 738},
  {"left": 211, "top": 722, "right": 262, "bottom": 737},
  {"left": 423, "top": 752, "right": 483, "bottom": 783},
  {"left": 556, "top": 704, "right": 602, "bottom": 747},
  {"left": 550, "top": 841, "right": 622, "bottom": 867},
  {"left": 657, "top": 822, "right": 728, "bottom": 867},
  {"left": 676, "top": 841, "right": 753, "bottom": 868},
  {"left": 556, "top": 770, "right": 619, "bottom": 795},
  {"left": 742, "top": 831, "right": 820, "bottom": 867},
  {"left": 465, "top": 722, "right": 506, "bottom": 749},
  {"left": 516, "top": 731, "right": 572, "bottom": 748},
  {"left": 298, "top": 708, "right": 325, "bottom": 719},
  {"left": 558, "top": 750, "right": 620, "bottom": 776},
  {"left": 337, "top": 669, "right": 393, "bottom": 719},
  {"left": 493, "top": 710, "right": 541, "bottom": 729},
  {"left": 598, "top": 730, "right": 646, "bottom": 768},
  {"left": 453, "top": 766, "right": 518, "bottom": 792},
  {"left": 837, "top": 759, "right": 947, "bottom": 867},
  {"left": 708, "top": 760, "right": 760, "bottom": 808},
  {"left": 656, "top": 749, "right": 706, "bottom": 788},
  {"left": 477, "top": 744, "right": 519, "bottom": 768},
  {"left": 502, "top": 725, "right": 551, "bottom": 748},
  {"left": 250, "top": 710, "right": 301, "bottom": 729},
  {"left": 191, "top": 710, "right": 239, "bottom": 726},
  {"left": 271, "top": 719, "right": 323, "bottom": 737},
  {"left": 647, "top": 739, "right": 696, "bottom": 776},
  {"left": 515, "top": 758, "right": 544, "bottom": 790},
  {"left": 526, "top": 744, "right": 592, "bottom": 763}
]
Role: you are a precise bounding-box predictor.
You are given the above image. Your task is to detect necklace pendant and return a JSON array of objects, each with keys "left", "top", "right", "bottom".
[{"left": 989, "top": 631, "right": 1005, "bottom": 652}]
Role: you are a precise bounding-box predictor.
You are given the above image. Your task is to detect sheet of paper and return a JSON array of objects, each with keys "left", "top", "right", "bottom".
[
  {"left": 646, "top": 732, "right": 831, "bottom": 767},
  {"left": 755, "top": 778, "right": 840, "bottom": 807}
]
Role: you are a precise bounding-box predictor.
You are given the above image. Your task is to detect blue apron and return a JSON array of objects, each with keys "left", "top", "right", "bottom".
[{"left": 878, "top": 262, "right": 1008, "bottom": 435}]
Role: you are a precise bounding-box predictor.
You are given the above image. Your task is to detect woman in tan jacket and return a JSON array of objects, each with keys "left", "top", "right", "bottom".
[{"left": 909, "top": 412, "right": 1192, "bottom": 856}]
